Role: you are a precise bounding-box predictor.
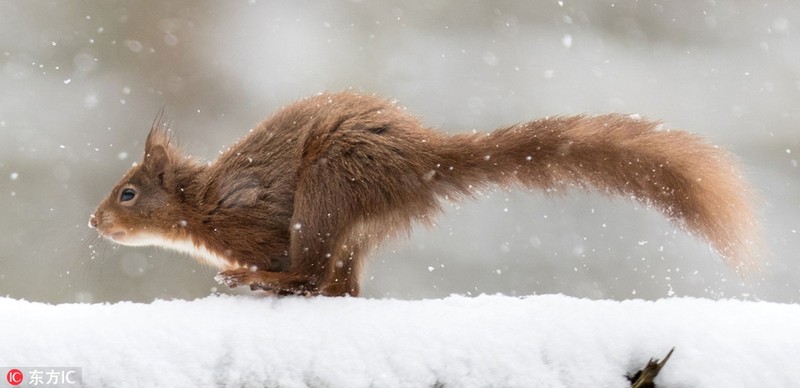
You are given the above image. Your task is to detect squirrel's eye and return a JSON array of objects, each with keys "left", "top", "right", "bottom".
[{"left": 120, "top": 188, "right": 136, "bottom": 202}]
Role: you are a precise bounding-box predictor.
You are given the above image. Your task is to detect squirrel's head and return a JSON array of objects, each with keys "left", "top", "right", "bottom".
[{"left": 90, "top": 118, "right": 190, "bottom": 246}]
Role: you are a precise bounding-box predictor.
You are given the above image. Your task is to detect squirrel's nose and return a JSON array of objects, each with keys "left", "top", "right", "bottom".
[{"left": 88, "top": 214, "right": 98, "bottom": 229}]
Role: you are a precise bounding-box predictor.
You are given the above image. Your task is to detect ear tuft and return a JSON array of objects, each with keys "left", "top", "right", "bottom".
[
  {"left": 145, "top": 107, "right": 172, "bottom": 152},
  {"left": 143, "top": 108, "right": 176, "bottom": 184}
]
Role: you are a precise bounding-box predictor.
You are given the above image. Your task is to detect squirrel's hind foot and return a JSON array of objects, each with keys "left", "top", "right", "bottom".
[{"left": 215, "top": 268, "right": 319, "bottom": 296}]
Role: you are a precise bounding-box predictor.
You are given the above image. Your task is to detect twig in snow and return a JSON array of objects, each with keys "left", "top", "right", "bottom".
[{"left": 628, "top": 347, "right": 675, "bottom": 388}]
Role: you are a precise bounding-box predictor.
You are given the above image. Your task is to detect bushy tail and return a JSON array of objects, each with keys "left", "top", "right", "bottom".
[{"left": 431, "top": 114, "right": 760, "bottom": 273}]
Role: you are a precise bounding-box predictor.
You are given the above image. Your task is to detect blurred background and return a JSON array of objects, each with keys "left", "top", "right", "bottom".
[{"left": 1, "top": 0, "right": 797, "bottom": 303}]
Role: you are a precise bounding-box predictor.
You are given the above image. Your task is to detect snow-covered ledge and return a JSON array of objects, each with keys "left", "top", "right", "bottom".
[{"left": 0, "top": 294, "right": 798, "bottom": 387}]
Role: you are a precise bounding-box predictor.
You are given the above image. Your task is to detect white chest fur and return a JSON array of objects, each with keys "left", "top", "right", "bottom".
[{"left": 117, "top": 233, "right": 241, "bottom": 270}]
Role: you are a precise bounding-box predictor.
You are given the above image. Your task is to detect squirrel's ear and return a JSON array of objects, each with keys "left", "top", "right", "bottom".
[
  {"left": 144, "top": 144, "right": 170, "bottom": 184},
  {"left": 144, "top": 109, "right": 173, "bottom": 185}
]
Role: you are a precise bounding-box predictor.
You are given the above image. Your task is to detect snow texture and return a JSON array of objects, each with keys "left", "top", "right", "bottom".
[{"left": 1, "top": 294, "right": 799, "bottom": 387}]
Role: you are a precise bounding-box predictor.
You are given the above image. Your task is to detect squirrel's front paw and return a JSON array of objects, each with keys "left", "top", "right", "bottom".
[
  {"left": 215, "top": 268, "right": 317, "bottom": 296},
  {"left": 216, "top": 268, "right": 256, "bottom": 289},
  {"left": 215, "top": 268, "right": 279, "bottom": 295}
]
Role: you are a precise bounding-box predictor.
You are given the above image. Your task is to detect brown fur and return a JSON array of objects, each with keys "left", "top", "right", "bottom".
[{"left": 90, "top": 92, "right": 760, "bottom": 296}]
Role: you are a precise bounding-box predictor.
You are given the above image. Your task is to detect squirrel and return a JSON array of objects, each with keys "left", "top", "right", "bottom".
[{"left": 89, "top": 91, "right": 760, "bottom": 297}]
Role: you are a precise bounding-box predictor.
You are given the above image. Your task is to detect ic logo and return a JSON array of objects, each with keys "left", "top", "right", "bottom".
[{"left": 6, "top": 369, "right": 23, "bottom": 386}]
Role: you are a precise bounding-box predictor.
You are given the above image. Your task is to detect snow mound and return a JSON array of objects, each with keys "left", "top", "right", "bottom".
[{"left": 0, "top": 294, "right": 798, "bottom": 387}]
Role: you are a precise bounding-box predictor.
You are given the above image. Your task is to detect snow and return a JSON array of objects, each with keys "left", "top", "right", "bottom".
[{"left": 1, "top": 294, "right": 798, "bottom": 387}]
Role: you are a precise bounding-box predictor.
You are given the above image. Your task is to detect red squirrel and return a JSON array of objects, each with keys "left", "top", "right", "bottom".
[{"left": 89, "top": 91, "right": 760, "bottom": 296}]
